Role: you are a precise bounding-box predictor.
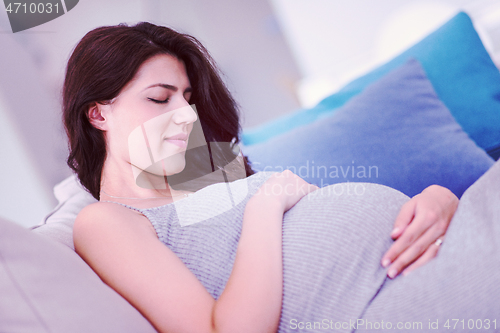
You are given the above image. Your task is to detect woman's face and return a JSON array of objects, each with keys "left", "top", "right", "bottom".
[{"left": 93, "top": 54, "right": 198, "bottom": 181}]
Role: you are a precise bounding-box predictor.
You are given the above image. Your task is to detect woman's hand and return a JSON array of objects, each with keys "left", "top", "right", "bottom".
[
  {"left": 381, "top": 185, "right": 459, "bottom": 278},
  {"left": 255, "top": 170, "right": 319, "bottom": 212}
]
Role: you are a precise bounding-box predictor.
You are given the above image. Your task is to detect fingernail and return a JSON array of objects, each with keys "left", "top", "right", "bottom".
[
  {"left": 390, "top": 228, "right": 399, "bottom": 237},
  {"left": 382, "top": 259, "right": 391, "bottom": 268},
  {"left": 388, "top": 269, "right": 397, "bottom": 279}
]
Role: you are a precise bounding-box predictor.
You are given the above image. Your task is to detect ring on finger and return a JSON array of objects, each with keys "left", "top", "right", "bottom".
[{"left": 434, "top": 238, "right": 443, "bottom": 246}]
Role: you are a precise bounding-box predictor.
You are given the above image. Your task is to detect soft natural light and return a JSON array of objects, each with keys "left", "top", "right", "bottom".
[
  {"left": 271, "top": 0, "right": 500, "bottom": 108},
  {"left": 375, "top": 2, "right": 459, "bottom": 64}
]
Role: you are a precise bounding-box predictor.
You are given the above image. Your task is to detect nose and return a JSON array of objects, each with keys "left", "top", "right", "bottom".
[{"left": 172, "top": 104, "right": 198, "bottom": 125}]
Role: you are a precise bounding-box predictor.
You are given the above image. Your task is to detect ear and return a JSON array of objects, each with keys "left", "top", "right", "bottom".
[{"left": 88, "top": 103, "right": 107, "bottom": 130}]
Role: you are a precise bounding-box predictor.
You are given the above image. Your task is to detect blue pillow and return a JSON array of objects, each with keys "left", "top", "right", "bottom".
[
  {"left": 242, "top": 12, "right": 500, "bottom": 160},
  {"left": 243, "top": 59, "right": 494, "bottom": 198}
]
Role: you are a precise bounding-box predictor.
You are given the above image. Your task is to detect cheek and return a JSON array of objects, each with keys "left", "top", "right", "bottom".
[
  {"left": 127, "top": 112, "right": 176, "bottom": 164},
  {"left": 127, "top": 124, "right": 149, "bottom": 167},
  {"left": 118, "top": 108, "right": 162, "bottom": 142},
  {"left": 142, "top": 112, "right": 175, "bottom": 140}
]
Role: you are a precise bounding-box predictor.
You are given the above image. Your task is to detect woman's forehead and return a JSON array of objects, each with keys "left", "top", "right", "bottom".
[
  {"left": 138, "top": 54, "right": 187, "bottom": 82},
  {"left": 125, "top": 54, "right": 190, "bottom": 92}
]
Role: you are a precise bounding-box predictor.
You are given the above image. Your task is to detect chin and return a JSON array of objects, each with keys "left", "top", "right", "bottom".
[
  {"left": 133, "top": 156, "right": 187, "bottom": 189},
  {"left": 164, "top": 161, "right": 187, "bottom": 176}
]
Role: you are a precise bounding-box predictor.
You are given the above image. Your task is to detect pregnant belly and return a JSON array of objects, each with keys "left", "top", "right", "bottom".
[{"left": 278, "top": 182, "right": 409, "bottom": 332}]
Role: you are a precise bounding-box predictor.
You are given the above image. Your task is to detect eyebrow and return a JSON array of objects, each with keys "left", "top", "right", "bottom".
[{"left": 144, "top": 83, "right": 192, "bottom": 93}]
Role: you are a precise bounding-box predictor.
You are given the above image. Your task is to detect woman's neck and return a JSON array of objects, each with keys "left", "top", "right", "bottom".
[{"left": 99, "top": 155, "right": 188, "bottom": 203}]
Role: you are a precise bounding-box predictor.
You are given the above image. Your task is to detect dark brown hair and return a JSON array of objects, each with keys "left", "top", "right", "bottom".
[{"left": 63, "top": 22, "right": 254, "bottom": 199}]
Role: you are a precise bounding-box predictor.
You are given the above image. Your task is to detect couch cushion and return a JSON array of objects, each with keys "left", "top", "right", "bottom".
[{"left": 0, "top": 217, "right": 156, "bottom": 333}]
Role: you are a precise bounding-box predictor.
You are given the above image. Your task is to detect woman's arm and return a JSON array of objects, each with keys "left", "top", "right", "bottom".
[
  {"left": 212, "top": 193, "right": 284, "bottom": 332},
  {"left": 74, "top": 202, "right": 216, "bottom": 333},
  {"left": 381, "top": 184, "right": 459, "bottom": 278},
  {"left": 213, "top": 171, "right": 318, "bottom": 332},
  {"left": 74, "top": 171, "right": 317, "bottom": 333}
]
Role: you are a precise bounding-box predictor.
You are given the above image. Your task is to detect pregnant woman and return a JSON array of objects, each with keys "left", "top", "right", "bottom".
[{"left": 65, "top": 22, "right": 497, "bottom": 333}]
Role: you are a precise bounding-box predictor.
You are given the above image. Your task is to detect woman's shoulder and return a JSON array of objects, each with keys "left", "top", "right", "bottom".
[
  {"left": 76, "top": 201, "right": 140, "bottom": 223},
  {"left": 74, "top": 201, "right": 155, "bottom": 251}
]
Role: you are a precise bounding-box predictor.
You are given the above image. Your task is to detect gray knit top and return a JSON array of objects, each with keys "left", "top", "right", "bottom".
[
  {"left": 119, "top": 172, "right": 411, "bottom": 331},
  {"left": 129, "top": 172, "right": 274, "bottom": 299},
  {"left": 118, "top": 166, "right": 500, "bottom": 332}
]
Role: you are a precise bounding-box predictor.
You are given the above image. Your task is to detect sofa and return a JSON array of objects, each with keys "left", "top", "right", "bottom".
[{"left": 1, "top": 11, "right": 500, "bottom": 332}]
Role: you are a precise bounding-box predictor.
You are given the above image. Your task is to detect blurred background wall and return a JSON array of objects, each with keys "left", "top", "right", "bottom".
[
  {"left": 271, "top": 0, "right": 500, "bottom": 106},
  {"left": 1, "top": 0, "right": 499, "bottom": 227}
]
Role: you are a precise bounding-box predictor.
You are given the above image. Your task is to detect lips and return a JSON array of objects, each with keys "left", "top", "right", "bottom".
[{"left": 164, "top": 133, "right": 189, "bottom": 148}]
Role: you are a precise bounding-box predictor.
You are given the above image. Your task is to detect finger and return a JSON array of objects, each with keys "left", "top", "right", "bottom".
[
  {"left": 386, "top": 229, "right": 444, "bottom": 278},
  {"left": 309, "top": 184, "right": 319, "bottom": 192},
  {"left": 391, "top": 197, "right": 418, "bottom": 239},
  {"left": 296, "top": 184, "right": 319, "bottom": 199},
  {"left": 296, "top": 179, "right": 319, "bottom": 194},
  {"left": 381, "top": 211, "right": 432, "bottom": 268},
  {"left": 402, "top": 236, "right": 444, "bottom": 276}
]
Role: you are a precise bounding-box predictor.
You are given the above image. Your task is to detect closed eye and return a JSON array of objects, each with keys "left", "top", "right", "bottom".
[{"left": 148, "top": 97, "right": 169, "bottom": 104}]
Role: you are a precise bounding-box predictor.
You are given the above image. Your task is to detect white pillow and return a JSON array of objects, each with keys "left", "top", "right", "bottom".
[{"left": 32, "top": 175, "right": 96, "bottom": 250}]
